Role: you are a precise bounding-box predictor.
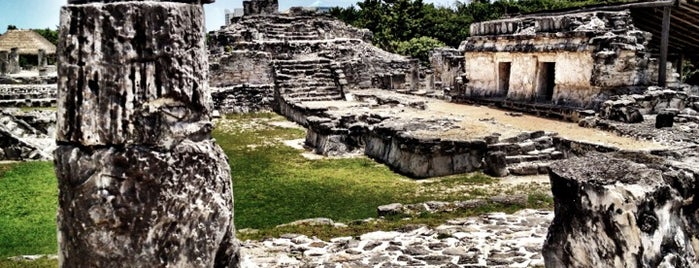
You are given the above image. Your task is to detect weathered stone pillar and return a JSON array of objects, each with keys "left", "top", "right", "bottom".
[
  {"left": 8, "top": 48, "right": 20, "bottom": 74},
  {"left": 543, "top": 154, "right": 697, "bottom": 267},
  {"left": 409, "top": 59, "right": 419, "bottom": 91},
  {"left": 54, "top": 0, "right": 239, "bottom": 267},
  {"left": 38, "top": 49, "right": 46, "bottom": 67},
  {"left": 0, "top": 51, "right": 7, "bottom": 75}
]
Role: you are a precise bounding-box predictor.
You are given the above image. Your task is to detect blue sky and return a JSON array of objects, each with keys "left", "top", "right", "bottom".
[{"left": 0, "top": 0, "right": 457, "bottom": 33}]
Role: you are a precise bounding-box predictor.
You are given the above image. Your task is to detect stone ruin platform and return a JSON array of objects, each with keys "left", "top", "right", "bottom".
[{"left": 273, "top": 88, "right": 669, "bottom": 179}]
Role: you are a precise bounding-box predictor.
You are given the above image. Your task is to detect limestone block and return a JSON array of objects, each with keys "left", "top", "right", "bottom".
[
  {"left": 543, "top": 155, "right": 696, "bottom": 267},
  {"left": 57, "top": 2, "right": 212, "bottom": 148},
  {"left": 484, "top": 151, "right": 508, "bottom": 177}
]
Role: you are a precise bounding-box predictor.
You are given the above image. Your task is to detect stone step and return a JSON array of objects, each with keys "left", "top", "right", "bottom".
[
  {"left": 275, "top": 68, "right": 333, "bottom": 75},
  {"left": 283, "top": 87, "right": 339, "bottom": 95},
  {"left": 507, "top": 161, "right": 554, "bottom": 176},
  {"left": 290, "top": 95, "right": 344, "bottom": 102},
  {"left": 506, "top": 150, "right": 564, "bottom": 164},
  {"left": 286, "top": 89, "right": 341, "bottom": 97},
  {"left": 273, "top": 59, "right": 333, "bottom": 66},
  {"left": 283, "top": 80, "right": 337, "bottom": 87}
]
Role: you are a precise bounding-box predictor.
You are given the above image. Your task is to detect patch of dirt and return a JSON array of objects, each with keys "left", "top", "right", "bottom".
[{"left": 427, "top": 101, "right": 667, "bottom": 150}]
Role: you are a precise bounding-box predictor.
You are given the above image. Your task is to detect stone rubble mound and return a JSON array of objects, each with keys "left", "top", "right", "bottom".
[{"left": 0, "top": 109, "right": 55, "bottom": 161}]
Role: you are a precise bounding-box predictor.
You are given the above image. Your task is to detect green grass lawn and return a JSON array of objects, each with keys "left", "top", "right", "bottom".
[
  {"left": 0, "top": 162, "right": 58, "bottom": 258},
  {"left": 0, "top": 112, "right": 552, "bottom": 266}
]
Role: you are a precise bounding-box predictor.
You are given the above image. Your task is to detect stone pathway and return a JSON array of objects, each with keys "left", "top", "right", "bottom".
[{"left": 240, "top": 209, "right": 553, "bottom": 268}]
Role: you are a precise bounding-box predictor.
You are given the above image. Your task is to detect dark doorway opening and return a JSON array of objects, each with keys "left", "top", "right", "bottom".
[
  {"left": 537, "top": 62, "right": 555, "bottom": 101},
  {"left": 498, "top": 62, "right": 511, "bottom": 97}
]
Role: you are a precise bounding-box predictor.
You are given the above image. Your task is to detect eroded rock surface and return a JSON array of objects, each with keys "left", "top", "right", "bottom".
[
  {"left": 55, "top": 0, "right": 238, "bottom": 267},
  {"left": 543, "top": 153, "right": 699, "bottom": 267}
]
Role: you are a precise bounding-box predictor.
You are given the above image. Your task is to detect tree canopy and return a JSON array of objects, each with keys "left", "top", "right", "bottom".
[{"left": 329, "top": 0, "right": 624, "bottom": 62}]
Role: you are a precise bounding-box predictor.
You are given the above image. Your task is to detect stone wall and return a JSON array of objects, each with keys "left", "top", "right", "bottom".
[
  {"left": 600, "top": 86, "right": 699, "bottom": 123},
  {"left": 210, "top": 50, "right": 273, "bottom": 87},
  {"left": 429, "top": 47, "right": 464, "bottom": 92},
  {"left": 457, "top": 10, "right": 671, "bottom": 109},
  {"left": 209, "top": 13, "right": 412, "bottom": 97},
  {"left": 212, "top": 84, "right": 274, "bottom": 114}
]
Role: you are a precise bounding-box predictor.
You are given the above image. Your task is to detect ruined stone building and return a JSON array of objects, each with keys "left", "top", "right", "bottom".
[
  {"left": 455, "top": 10, "right": 666, "bottom": 109},
  {"left": 208, "top": 3, "right": 414, "bottom": 113},
  {"left": 443, "top": 0, "right": 699, "bottom": 114},
  {"left": 0, "top": 30, "right": 56, "bottom": 74}
]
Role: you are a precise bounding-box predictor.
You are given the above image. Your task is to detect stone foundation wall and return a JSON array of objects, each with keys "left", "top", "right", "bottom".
[
  {"left": 210, "top": 51, "right": 273, "bottom": 87},
  {"left": 364, "top": 130, "right": 486, "bottom": 178},
  {"left": 429, "top": 47, "right": 464, "bottom": 91},
  {"left": 600, "top": 86, "right": 699, "bottom": 122},
  {"left": 212, "top": 85, "right": 274, "bottom": 114}
]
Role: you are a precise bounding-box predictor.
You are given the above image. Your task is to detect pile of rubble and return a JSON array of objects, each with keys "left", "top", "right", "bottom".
[{"left": 0, "top": 109, "right": 55, "bottom": 161}]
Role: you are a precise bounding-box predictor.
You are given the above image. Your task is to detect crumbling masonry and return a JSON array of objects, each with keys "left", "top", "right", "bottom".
[{"left": 54, "top": 0, "right": 238, "bottom": 266}]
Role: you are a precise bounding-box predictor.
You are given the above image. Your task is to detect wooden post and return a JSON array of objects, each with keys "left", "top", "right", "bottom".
[{"left": 659, "top": 6, "right": 671, "bottom": 87}]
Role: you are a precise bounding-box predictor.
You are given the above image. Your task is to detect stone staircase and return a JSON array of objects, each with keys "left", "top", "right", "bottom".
[
  {"left": 273, "top": 59, "right": 345, "bottom": 103},
  {"left": 235, "top": 16, "right": 323, "bottom": 42},
  {"left": 0, "top": 84, "right": 57, "bottom": 108},
  {"left": 487, "top": 131, "right": 564, "bottom": 176}
]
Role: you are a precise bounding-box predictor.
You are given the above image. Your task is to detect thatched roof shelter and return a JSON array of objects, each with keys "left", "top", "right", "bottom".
[{"left": 0, "top": 30, "right": 57, "bottom": 55}]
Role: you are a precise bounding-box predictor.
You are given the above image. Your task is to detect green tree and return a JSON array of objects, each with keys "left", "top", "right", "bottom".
[
  {"left": 32, "top": 27, "right": 59, "bottom": 46},
  {"left": 6, "top": 25, "right": 17, "bottom": 31},
  {"left": 392, "top": 36, "right": 446, "bottom": 63}
]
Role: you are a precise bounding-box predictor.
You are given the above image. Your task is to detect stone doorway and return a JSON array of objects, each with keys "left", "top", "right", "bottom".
[
  {"left": 498, "top": 62, "right": 511, "bottom": 97},
  {"left": 536, "top": 62, "right": 556, "bottom": 101}
]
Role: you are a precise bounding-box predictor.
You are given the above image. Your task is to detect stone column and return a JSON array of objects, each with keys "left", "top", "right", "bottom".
[
  {"left": 8, "top": 48, "right": 20, "bottom": 74},
  {"left": 0, "top": 51, "right": 7, "bottom": 75},
  {"left": 54, "top": 0, "right": 239, "bottom": 267},
  {"left": 38, "top": 49, "right": 46, "bottom": 67},
  {"left": 409, "top": 59, "right": 419, "bottom": 91}
]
